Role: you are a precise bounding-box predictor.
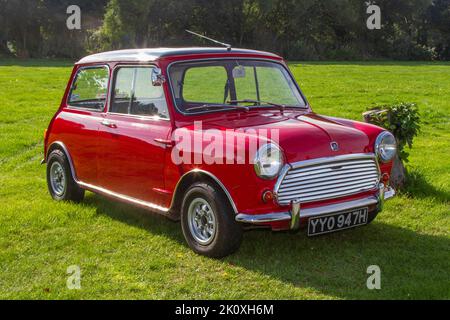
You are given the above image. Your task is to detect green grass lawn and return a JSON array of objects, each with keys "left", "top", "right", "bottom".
[{"left": 0, "top": 59, "right": 448, "bottom": 299}]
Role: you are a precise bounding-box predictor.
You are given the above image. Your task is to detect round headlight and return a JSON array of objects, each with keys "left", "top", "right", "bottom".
[
  {"left": 375, "top": 131, "right": 397, "bottom": 162},
  {"left": 254, "top": 143, "right": 284, "bottom": 179}
]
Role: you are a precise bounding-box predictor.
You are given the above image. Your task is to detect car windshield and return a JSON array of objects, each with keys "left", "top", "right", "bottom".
[{"left": 168, "top": 59, "right": 306, "bottom": 114}]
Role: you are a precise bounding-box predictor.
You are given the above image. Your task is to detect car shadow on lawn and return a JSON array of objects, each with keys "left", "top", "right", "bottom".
[
  {"left": 403, "top": 170, "right": 450, "bottom": 204},
  {"left": 84, "top": 193, "right": 450, "bottom": 299}
]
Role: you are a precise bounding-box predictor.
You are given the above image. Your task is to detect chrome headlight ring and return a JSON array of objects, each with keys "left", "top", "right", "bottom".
[
  {"left": 254, "top": 143, "right": 285, "bottom": 180},
  {"left": 375, "top": 131, "right": 397, "bottom": 163}
]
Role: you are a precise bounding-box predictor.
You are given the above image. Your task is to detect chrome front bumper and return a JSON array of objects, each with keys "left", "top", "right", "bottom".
[{"left": 235, "top": 185, "right": 395, "bottom": 230}]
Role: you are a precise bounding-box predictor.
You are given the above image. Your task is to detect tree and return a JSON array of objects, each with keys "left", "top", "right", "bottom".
[{"left": 0, "top": 0, "right": 449, "bottom": 60}]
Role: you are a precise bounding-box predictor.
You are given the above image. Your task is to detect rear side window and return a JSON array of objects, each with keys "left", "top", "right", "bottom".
[
  {"left": 68, "top": 66, "right": 109, "bottom": 110},
  {"left": 110, "top": 66, "right": 169, "bottom": 119}
]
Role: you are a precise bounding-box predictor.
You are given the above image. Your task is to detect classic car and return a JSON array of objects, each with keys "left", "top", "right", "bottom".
[{"left": 43, "top": 47, "right": 396, "bottom": 257}]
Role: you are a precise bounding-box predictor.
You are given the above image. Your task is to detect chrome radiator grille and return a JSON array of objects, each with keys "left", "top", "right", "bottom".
[{"left": 275, "top": 154, "right": 380, "bottom": 205}]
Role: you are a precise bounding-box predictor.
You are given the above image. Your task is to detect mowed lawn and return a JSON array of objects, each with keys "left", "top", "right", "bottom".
[{"left": 0, "top": 59, "right": 448, "bottom": 299}]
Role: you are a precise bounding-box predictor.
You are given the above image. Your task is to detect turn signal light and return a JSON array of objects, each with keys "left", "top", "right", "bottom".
[
  {"left": 381, "top": 173, "right": 390, "bottom": 186},
  {"left": 262, "top": 190, "right": 274, "bottom": 203}
]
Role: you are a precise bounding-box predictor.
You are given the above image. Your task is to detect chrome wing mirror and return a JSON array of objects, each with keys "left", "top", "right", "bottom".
[{"left": 151, "top": 68, "right": 166, "bottom": 86}]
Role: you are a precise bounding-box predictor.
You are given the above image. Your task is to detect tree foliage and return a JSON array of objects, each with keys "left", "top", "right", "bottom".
[
  {"left": 0, "top": 0, "right": 107, "bottom": 58},
  {"left": 365, "top": 103, "right": 421, "bottom": 162},
  {"left": 0, "top": 0, "right": 449, "bottom": 60}
]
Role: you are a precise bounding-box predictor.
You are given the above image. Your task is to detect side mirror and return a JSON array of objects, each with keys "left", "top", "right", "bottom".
[{"left": 151, "top": 68, "right": 166, "bottom": 86}]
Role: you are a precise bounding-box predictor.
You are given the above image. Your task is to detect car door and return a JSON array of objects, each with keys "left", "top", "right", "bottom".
[
  {"left": 97, "top": 65, "right": 172, "bottom": 207},
  {"left": 61, "top": 65, "right": 109, "bottom": 185}
]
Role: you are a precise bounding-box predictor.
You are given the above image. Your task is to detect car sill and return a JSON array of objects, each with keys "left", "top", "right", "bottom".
[{"left": 78, "top": 181, "right": 170, "bottom": 213}]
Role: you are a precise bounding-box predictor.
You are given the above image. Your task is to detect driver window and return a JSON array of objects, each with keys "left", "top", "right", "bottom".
[{"left": 110, "top": 66, "right": 169, "bottom": 119}]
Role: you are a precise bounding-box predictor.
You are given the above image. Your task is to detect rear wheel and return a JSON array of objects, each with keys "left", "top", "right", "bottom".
[
  {"left": 46, "top": 149, "right": 84, "bottom": 202},
  {"left": 181, "top": 182, "right": 243, "bottom": 258}
]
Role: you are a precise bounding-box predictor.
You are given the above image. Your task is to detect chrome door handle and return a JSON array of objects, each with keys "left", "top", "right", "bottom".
[
  {"left": 154, "top": 138, "right": 174, "bottom": 147},
  {"left": 101, "top": 120, "right": 117, "bottom": 128}
]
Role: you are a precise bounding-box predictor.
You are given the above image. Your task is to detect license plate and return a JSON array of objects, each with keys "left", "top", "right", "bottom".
[{"left": 308, "top": 207, "right": 368, "bottom": 236}]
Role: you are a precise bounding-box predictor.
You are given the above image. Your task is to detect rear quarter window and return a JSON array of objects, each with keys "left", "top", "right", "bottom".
[{"left": 68, "top": 66, "right": 109, "bottom": 110}]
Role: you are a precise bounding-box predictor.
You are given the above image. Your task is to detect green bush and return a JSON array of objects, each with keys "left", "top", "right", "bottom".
[{"left": 365, "top": 103, "right": 421, "bottom": 162}]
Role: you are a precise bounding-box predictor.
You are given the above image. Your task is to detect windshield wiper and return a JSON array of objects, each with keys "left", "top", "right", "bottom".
[
  {"left": 228, "top": 99, "right": 304, "bottom": 111},
  {"left": 185, "top": 104, "right": 249, "bottom": 112}
]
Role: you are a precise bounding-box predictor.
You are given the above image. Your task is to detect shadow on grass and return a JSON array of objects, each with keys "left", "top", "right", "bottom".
[
  {"left": 403, "top": 170, "right": 450, "bottom": 204},
  {"left": 84, "top": 193, "right": 449, "bottom": 299}
]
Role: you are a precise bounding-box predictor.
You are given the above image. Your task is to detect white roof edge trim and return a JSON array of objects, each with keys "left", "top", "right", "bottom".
[
  {"left": 76, "top": 47, "right": 281, "bottom": 65},
  {"left": 76, "top": 49, "right": 163, "bottom": 64}
]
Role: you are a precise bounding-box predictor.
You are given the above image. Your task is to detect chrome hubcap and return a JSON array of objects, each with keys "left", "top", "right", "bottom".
[
  {"left": 50, "top": 162, "right": 66, "bottom": 196},
  {"left": 187, "top": 198, "right": 216, "bottom": 245}
]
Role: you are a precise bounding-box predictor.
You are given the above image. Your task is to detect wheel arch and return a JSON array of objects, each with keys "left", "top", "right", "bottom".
[
  {"left": 169, "top": 169, "right": 238, "bottom": 218},
  {"left": 46, "top": 141, "right": 78, "bottom": 182}
]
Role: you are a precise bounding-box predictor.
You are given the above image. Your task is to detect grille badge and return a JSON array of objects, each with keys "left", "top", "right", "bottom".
[{"left": 330, "top": 141, "right": 339, "bottom": 151}]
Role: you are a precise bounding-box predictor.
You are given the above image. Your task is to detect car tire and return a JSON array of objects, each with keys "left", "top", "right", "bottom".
[
  {"left": 181, "top": 182, "right": 243, "bottom": 258},
  {"left": 367, "top": 209, "right": 379, "bottom": 224},
  {"left": 46, "top": 149, "right": 84, "bottom": 202}
]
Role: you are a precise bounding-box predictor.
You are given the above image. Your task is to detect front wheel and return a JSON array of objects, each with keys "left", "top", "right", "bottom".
[
  {"left": 181, "top": 182, "right": 243, "bottom": 258},
  {"left": 367, "top": 209, "right": 380, "bottom": 224}
]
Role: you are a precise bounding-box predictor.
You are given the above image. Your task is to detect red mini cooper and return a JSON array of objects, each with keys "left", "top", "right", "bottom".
[{"left": 43, "top": 47, "right": 396, "bottom": 257}]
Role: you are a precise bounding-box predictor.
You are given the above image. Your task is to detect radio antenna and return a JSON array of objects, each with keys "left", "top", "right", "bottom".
[{"left": 186, "top": 30, "right": 232, "bottom": 51}]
